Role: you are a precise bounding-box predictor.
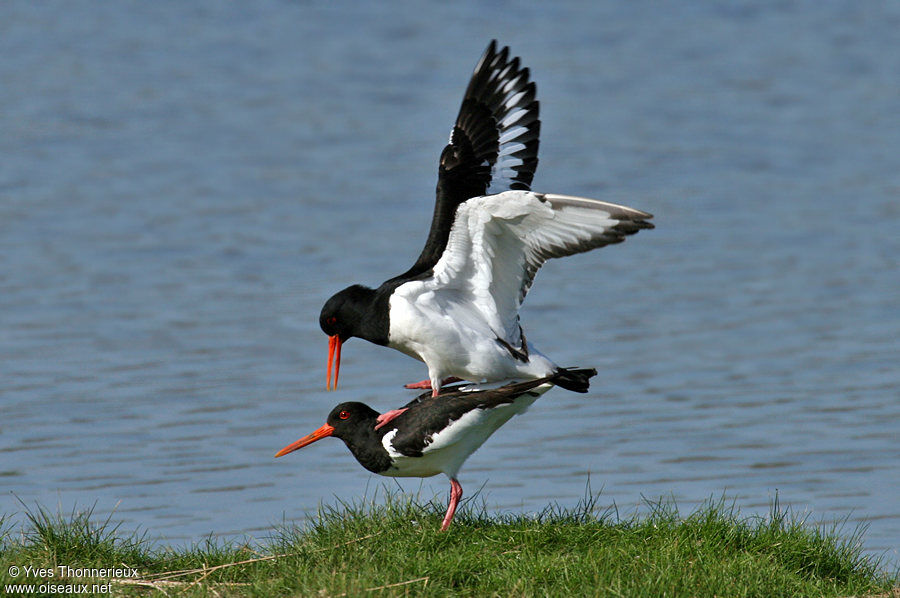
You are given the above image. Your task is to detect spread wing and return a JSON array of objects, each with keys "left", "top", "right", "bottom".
[
  {"left": 400, "top": 40, "right": 541, "bottom": 280},
  {"left": 429, "top": 191, "right": 654, "bottom": 346}
]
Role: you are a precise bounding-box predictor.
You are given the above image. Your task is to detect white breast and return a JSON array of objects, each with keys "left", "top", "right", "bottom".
[{"left": 388, "top": 281, "right": 555, "bottom": 383}]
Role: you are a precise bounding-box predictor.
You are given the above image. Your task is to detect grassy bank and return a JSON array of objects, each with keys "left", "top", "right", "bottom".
[{"left": 1, "top": 494, "right": 895, "bottom": 597}]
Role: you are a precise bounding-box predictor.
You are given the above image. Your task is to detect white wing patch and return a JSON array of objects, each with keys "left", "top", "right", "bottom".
[
  {"left": 382, "top": 429, "right": 402, "bottom": 460},
  {"left": 428, "top": 190, "right": 652, "bottom": 346}
]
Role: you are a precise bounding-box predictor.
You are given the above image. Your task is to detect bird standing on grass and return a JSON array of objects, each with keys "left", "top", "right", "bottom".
[
  {"left": 319, "top": 41, "right": 653, "bottom": 408},
  {"left": 275, "top": 369, "right": 596, "bottom": 531}
]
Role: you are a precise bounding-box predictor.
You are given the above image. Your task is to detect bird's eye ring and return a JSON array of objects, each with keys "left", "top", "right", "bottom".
[
  {"left": 327, "top": 316, "right": 337, "bottom": 326},
  {"left": 338, "top": 410, "right": 350, "bottom": 420}
]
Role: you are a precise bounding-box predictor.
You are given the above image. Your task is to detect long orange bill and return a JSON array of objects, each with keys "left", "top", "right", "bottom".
[
  {"left": 326, "top": 334, "right": 342, "bottom": 390},
  {"left": 274, "top": 423, "right": 335, "bottom": 458}
]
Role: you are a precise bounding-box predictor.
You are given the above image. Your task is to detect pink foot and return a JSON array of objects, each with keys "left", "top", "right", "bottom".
[
  {"left": 374, "top": 408, "right": 408, "bottom": 430},
  {"left": 403, "top": 377, "right": 464, "bottom": 390}
]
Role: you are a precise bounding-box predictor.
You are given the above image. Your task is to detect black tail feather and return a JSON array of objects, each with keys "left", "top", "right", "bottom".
[{"left": 551, "top": 367, "right": 598, "bottom": 393}]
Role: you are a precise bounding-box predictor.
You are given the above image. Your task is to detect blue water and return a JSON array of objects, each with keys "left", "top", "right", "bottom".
[{"left": 2, "top": 2, "right": 898, "bottom": 568}]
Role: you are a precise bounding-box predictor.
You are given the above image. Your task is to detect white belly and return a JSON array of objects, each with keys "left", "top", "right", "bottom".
[{"left": 387, "top": 284, "right": 555, "bottom": 383}]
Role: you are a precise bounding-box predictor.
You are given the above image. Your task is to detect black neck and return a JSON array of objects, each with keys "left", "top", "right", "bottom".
[
  {"left": 336, "top": 419, "right": 393, "bottom": 474},
  {"left": 332, "top": 285, "right": 392, "bottom": 346},
  {"left": 358, "top": 286, "right": 392, "bottom": 346}
]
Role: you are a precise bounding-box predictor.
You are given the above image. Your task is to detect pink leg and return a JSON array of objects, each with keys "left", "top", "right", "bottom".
[
  {"left": 403, "top": 377, "right": 463, "bottom": 390},
  {"left": 403, "top": 379, "right": 433, "bottom": 390},
  {"left": 374, "top": 408, "right": 408, "bottom": 430},
  {"left": 440, "top": 478, "right": 463, "bottom": 531}
]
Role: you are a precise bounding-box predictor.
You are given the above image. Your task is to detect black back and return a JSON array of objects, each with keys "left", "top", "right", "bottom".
[{"left": 388, "top": 376, "right": 554, "bottom": 457}]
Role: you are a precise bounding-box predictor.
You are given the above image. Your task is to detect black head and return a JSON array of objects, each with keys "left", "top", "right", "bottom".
[
  {"left": 320, "top": 285, "right": 388, "bottom": 391},
  {"left": 275, "top": 401, "right": 391, "bottom": 475},
  {"left": 320, "top": 284, "right": 377, "bottom": 340},
  {"left": 274, "top": 401, "right": 379, "bottom": 457},
  {"left": 325, "top": 401, "right": 380, "bottom": 440},
  {"left": 319, "top": 284, "right": 390, "bottom": 348}
]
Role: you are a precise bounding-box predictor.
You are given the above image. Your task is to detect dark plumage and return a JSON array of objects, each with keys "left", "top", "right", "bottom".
[{"left": 276, "top": 369, "right": 597, "bottom": 531}]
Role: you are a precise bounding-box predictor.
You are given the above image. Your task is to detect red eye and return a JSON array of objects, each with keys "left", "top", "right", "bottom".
[
  {"left": 338, "top": 410, "right": 350, "bottom": 420},
  {"left": 327, "top": 316, "right": 337, "bottom": 326}
]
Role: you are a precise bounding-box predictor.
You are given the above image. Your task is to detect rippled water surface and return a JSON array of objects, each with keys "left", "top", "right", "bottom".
[{"left": 2, "top": 2, "right": 898, "bottom": 567}]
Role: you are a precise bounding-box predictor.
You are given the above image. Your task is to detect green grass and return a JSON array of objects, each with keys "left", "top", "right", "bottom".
[{"left": 1, "top": 492, "right": 896, "bottom": 597}]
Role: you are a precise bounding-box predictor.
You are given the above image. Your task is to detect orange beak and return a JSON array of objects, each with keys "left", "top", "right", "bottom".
[
  {"left": 326, "top": 334, "right": 343, "bottom": 390},
  {"left": 274, "top": 423, "right": 335, "bottom": 458}
]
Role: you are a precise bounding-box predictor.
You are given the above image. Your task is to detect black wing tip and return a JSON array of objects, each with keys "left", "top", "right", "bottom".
[
  {"left": 551, "top": 368, "right": 598, "bottom": 393},
  {"left": 474, "top": 40, "right": 507, "bottom": 77},
  {"left": 477, "top": 40, "right": 500, "bottom": 69},
  {"left": 431, "top": 40, "right": 542, "bottom": 260},
  {"left": 615, "top": 215, "right": 655, "bottom": 234},
  {"left": 456, "top": 41, "right": 541, "bottom": 189}
]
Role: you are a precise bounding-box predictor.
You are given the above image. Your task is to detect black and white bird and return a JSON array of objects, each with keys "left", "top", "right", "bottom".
[
  {"left": 320, "top": 41, "right": 652, "bottom": 401},
  {"left": 275, "top": 368, "right": 596, "bottom": 531}
]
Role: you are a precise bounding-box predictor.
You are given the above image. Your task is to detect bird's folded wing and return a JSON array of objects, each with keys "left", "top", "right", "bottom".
[
  {"left": 391, "top": 378, "right": 554, "bottom": 457},
  {"left": 430, "top": 191, "right": 654, "bottom": 345}
]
